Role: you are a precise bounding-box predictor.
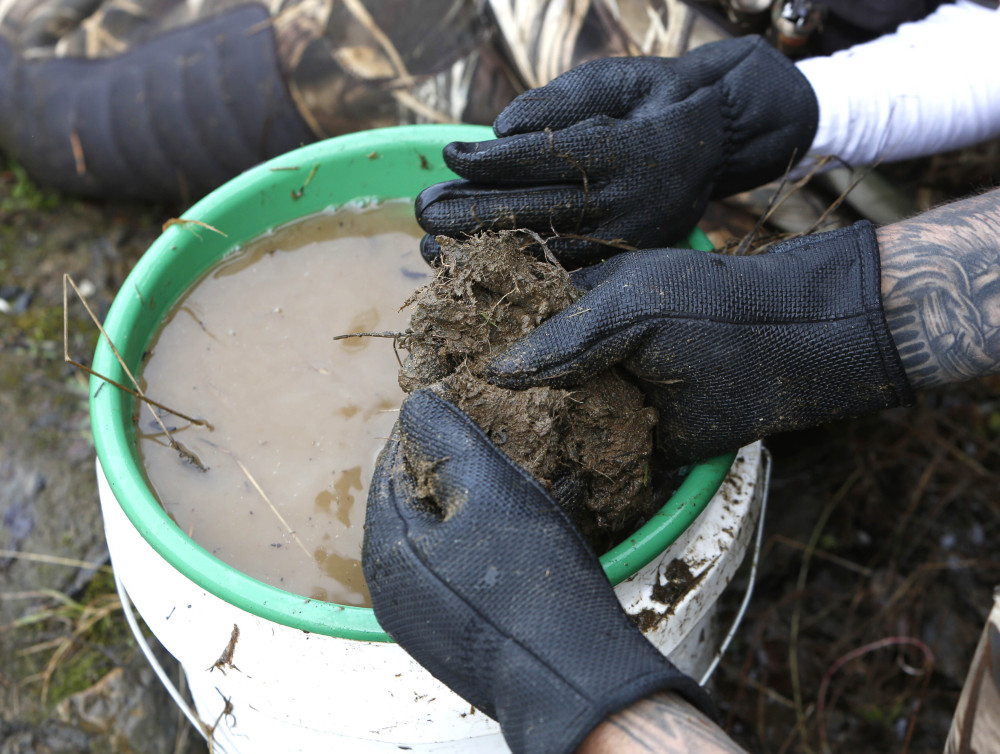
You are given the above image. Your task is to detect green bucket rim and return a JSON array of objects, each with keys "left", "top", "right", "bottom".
[{"left": 90, "top": 124, "right": 736, "bottom": 642}]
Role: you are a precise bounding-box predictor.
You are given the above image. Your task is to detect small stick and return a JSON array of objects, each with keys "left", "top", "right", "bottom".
[
  {"left": 733, "top": 150, "right": 810, "bottom": 256},
  {"left": 522, "top": 229, "right": 575, "bottom": 290},
  {"left": 231, "top": 457, "right": 311, "bottom": 559},
  {"left": 816, "top": 636, "right": 933, "bottom": 753},
  {"left": 161, "top": 218, "right": 228, "bottom": 239},
  {"left": 333, "top": 330, "right": 406, "bottom": 341},
  {"left": 802, "top": 155, "right": 887, "bottom": 238},
  {"left": 0, "top": 550, "right": 112, "bottom": 572},
  {"left": 69, "top": 130, "right": 86, "bottom": 176},
  {"left": 63, "top": 274, "right": 210, "bottom": 471},
  {"left": 291, "top": 163, "right": 320, "bottom": 200}
]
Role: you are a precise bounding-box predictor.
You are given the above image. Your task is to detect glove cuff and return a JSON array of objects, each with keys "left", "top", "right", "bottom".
[
  {"left": 706, "top": 36, "right": 819, "bottom": 198},
  {"left": 500, "top": 661, "right": 716, "bottom": 754},
  {"left": 852, "top": 220, "right": 916, "bottom": 409},
  {"left": 574, "top": 668, "right": 717, "bottom": 750}
]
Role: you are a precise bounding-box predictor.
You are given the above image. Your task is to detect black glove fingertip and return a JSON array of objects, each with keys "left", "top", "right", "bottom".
[
  {"left": 442, "top": 140, "right": 481, "bottom": 158},
  {"left": 415, "top": 179, "right": 459, "bottom": 221},
  {"left": 441, "top": 139, "right": 494, "bottom": 173},
  {"left": 483, "top": 349, "right": 531, "bottom": 388},
  {"left": 569, "top": 263, "right": 612, "bottom": 292},
  {"left": 399, "top": 389, "right": 484, "bottom": 467},
  {"left": 420, "top": 234, "right": 443, "bottom": 265}
]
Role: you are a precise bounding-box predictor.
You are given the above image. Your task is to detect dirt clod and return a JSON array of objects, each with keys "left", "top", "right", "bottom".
[{"left": 398, "top": 231, "right": 659, "bottom": 550}]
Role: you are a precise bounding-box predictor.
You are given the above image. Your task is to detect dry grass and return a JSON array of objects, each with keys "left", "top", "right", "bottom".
[{"left": 711, "top": 381, "right": 1000, "bottom": 753}]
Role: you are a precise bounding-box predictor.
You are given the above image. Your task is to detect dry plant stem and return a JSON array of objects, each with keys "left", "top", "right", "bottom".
[
  {"left": 69, "top": 130, "right": 86, "bottom": 176},
  {"left": 161, "top": 218, "right": 228, "bottom": 238},
  {"left": 733, "top": 151, "right": 800, "bottom": 256},
  {"left": 772, "top": 703, "right": 816, "bottom": 754},
  {"left": 63, "top": 274, "right": 210, "bottom": 472},
  {"left": 902, "top": 632, "right": 937, "bottom": 754},
  {"left": 230, "top": 456, "right": 311, "bottom": 559},
  {"left": 332, "top": 330, "right": 407, "bottom": 340},
  {"left": 815, "top": 636, "right": 934, "bottom": 754},
  {"left": 0, "top": 549, "right": 112, "bottom": 573},
  {"left": 770, "top": 535, "right": 872, "bottom": 577},
  {"left": 204, "top": 687, "right": 237, "bottom": 751},
  {"left": 332, "top": 330, "right": 410, "bottom": 367},
  {"left": 14, "top": 590, "right": 123, "bottom": 702},
  {"left": 545, "top": 127, "right": 591, "bottom": 236},
  {"left": 872, "top": 557, "right": 1000, "bottom": 627},
  {"left": 524, "top": 229, "right": 564, "bottom": 270},
  {"left": 291, "top": 164, "right": 321, "bottom": 200},
  {"left": 803, "top": 155, "right": 888, "bottom": 237},
  {"left": 546, "top": 232, "right": 636, "bottom": 253},
  {"left": 733, "top": 155, "right": 839, "bottom": 256},
  {"left": 788, "top": 468, "right": 862, "bottom": 751}
]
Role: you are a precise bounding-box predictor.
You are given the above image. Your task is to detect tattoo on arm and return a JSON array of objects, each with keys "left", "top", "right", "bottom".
[
  {"left": 577, "top": 692, "right": 747, "bottom": 754},
  {"left": 878, "top": 188, "right": 1000, "bottom": 390}
]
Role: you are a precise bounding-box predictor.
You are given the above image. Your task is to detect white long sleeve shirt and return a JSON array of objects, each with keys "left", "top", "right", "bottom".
[{"left": 795, "top": 1, "right": 1000, "bottom": 170}]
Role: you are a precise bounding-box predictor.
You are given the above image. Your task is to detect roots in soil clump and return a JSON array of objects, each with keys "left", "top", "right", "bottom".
[{"left": 398, "top": 231, "right": 660, "bottom": 551}]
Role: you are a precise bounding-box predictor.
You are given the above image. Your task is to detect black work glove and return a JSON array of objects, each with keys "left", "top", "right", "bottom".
[
  {"left": 363, "top": 389, "right": 714, "bottom": 754},
  {"left": 486, "top": 221, "right": 915, "bottom": 468},
  {"left": 416, "top": 35, "right": 818, "bottom": 268}
]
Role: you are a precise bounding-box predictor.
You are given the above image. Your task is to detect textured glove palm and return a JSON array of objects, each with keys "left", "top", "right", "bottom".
[
  {"left": 416, "top": 35, "right": 818, "bottom": 267},
  {"left": 363, "top": 389, "right": 714, "bottom": 754},
  {"left": 487, "top": 221, "right": 914, "bottom": 467}
]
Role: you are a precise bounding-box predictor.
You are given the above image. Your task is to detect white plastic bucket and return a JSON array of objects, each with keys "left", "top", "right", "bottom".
[{"left": 90, "top": 125, "right": 767, "bottom": 753}]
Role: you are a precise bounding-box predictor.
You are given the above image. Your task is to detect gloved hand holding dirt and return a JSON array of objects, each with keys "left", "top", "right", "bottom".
[
  {"left": 397, "top": 231, "right": 662, "bottom": 552},
  {"left": 486, "top": 222, "right": 915, "bottom": 468}
]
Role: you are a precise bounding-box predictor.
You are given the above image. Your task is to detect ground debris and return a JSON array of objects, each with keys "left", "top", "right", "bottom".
[{"left": 208, "top": 625, "right": 240, "bottom": 675}]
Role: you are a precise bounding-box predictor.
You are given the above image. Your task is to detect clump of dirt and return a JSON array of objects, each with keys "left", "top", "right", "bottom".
[{"left": 398, "top": 231, "right": 659, "bottom": 550}]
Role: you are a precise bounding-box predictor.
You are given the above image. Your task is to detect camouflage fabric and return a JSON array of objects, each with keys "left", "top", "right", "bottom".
[{"left": 0, "top": 0, "right": 724, "bottom": 138}]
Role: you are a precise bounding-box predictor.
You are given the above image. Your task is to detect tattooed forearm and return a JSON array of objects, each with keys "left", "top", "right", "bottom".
[
  {"left": 577, "top": 692, "right": 747, "bottom": 754},
  {"left": 878, "top": 188, "right": 1000, "bottom": 389}
]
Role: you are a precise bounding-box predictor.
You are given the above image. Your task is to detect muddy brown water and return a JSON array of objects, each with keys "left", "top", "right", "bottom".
[{"left": 136, "top": 201, "right": 425, "bottom": 607}]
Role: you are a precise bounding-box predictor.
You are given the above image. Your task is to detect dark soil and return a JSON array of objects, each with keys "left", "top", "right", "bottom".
[{"left": 398, "top": 231, "right": 659, "bottom": 550}]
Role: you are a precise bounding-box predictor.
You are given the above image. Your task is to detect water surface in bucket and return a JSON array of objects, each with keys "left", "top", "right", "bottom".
[{"left": 136, "top": 201, "right": 425, "bottom": 607}]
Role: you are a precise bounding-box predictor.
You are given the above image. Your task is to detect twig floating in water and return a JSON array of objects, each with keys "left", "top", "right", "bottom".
[
  {"left": 333, "top": 330, "right": 408, "bottom": 340},
  {"left": 63, "top": 274, "right": 211, "bottom": 471},
  {"left": 231, "top": 456, "right": 311, "bottom": 559}
]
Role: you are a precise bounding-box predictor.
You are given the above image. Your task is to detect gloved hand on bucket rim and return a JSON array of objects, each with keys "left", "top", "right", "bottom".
[
  {"left": 362, "top": 388, "right": 715, "bottom": 754},
  {"left": 416, "top": 35, "right": 819, "bottom": 268}
]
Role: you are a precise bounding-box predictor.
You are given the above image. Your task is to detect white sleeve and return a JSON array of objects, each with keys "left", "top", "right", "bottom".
[{"left": 794, "top": 1, "right": 1000, "bottom": 172}]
